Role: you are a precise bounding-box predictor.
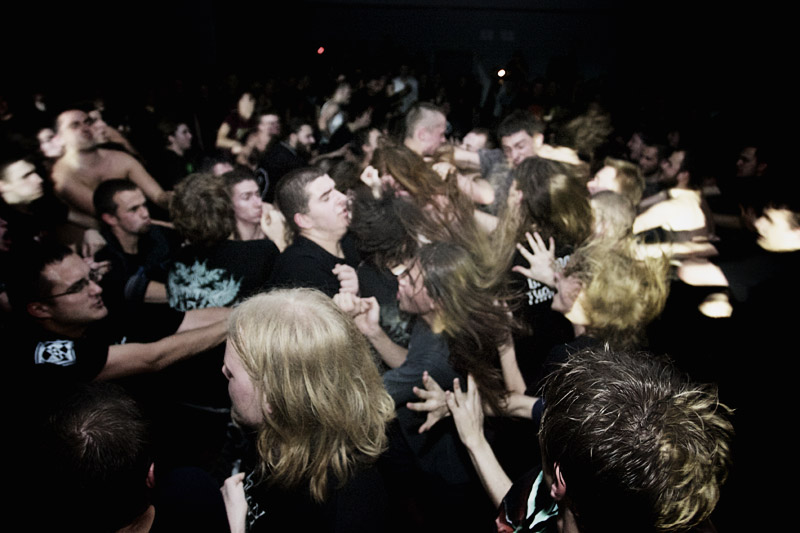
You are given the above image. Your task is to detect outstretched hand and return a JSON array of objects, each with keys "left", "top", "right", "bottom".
[
  {"left": 445, "top": 374, "right": 485, "bottom": 449},
  {"left": 407, "top": 371, "right": 450, "bottom": 433},
  {"left": 511, "top": 231, "right": 556, "bottom": 287}
]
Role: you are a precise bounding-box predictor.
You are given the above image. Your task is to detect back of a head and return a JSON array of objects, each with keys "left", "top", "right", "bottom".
[
  {"left": 565, "top": 240, "right": 669, "bottom": 348},
  {"left": 540, "top": 348, "right": 733, "bottom": 533},
  {"left": 513, "top": 157, "right": 593, "bottom": 247},
  {"left": 590, "top": 190, "right": 635, "bottom": 243},
  {"left": 227, "top": 288, "right": 394, "bottom": 502},
  {"left": 604, "top": 156, "right": 644, "bottom": 206},
  {"left": 403, "top": 101, "right": 443, "bottom": 140},
  {"left": 170, "top": 172, "right": 235, "bottom": 246},
  {"left": 39, "top": 382, "right": 153, "bottom": 533}
]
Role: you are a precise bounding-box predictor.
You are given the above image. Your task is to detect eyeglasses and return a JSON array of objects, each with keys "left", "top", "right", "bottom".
[{"left": 45, "top": 269, "right": 102, "bottom": 299}]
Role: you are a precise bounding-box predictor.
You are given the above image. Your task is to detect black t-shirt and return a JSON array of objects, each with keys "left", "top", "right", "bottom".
[
  {"left": 167, "top": 239, "right": 279, "bottom": 310},
  {"left": 243, "top": 463, "right": 389, "bottom": 533},
  {"left": 17, "top": 305, "right": 185, "bottom": 420},
  {"left": 509, "top": 247, "right": 575, "bottom": 393},
  {"left": 269, "top": 234, "right": 360, "bottom": 298}
]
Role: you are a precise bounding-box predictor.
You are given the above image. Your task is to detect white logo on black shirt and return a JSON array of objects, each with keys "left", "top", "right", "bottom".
[{"left": 35, "top": 340, "right": 77, "bottom": 367}]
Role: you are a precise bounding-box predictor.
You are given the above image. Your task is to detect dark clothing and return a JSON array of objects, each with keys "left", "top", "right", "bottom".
[
  {"left": 510, "top": 248, "right": 575, "bottom": 394},
  {"left": 382, "top": 320, "right": 471, "bottom": 484},
  {"left": 269, "top": 234, "right": 360, "bottom": 298},
  {"left": 258, "top": 142, "right": 310, "bottom": 202},
  {"left": 381, "top": 319, "right": 494, "bottom": 531},
  {"left": 243, "top": 463, "right": 389, "bottom": 533},
  {"left": 17, "top": 306, "right": 184, "bottom": 420},
  {"left": 167, "top": 238, "right": 279, "bottom": 311},
  {"left": 148, "top": 149, "right": 197, "bottom": 191},
  {"left": 95, "top": 225, "right": 175, "bottom": 316}
]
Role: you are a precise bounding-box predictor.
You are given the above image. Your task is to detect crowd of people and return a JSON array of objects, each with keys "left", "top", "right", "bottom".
[{"left": 4, "top": 59, "right": 790, "bottom": 532}]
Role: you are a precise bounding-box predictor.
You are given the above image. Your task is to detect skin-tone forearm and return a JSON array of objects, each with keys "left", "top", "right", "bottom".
[
  {"left": 177, "top": 306, "right": 233, "bottom": 332},
  {"left": 447, "top": 375, "right": 512, "bottom": 508},
  {"left": 452, "top": 146, "right": 481, "bottom": 171},
  {"left": 143, "top": 281, "right": 167, "bottom": 304},
  {"left": 333, "top": 292, "right": 408, "bottom": 368},
  {"left": 365, "top": 327, "right": 409, "bottom": 368},
  {"left": 464, "top": 431, "right": 513, "bottom": 508},
  {"left": 97, "top": 319, "right": 227, "bottom": 380},
  {"left": 503, "top": 392, "right": 539, "bottom": 419},
  {"left": 499, "top": 342, "right": 526, "bottom": 395}
]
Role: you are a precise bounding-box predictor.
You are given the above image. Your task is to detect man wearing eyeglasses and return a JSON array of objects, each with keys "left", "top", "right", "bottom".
[{"left": 7, "top": 241, "right": 229, "bottom": 414}]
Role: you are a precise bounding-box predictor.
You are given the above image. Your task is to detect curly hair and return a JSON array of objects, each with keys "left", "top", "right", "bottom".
[
  {"left": 540, "top": 348, "right": 733, "bottom": 533},
  {"left": 227, "top": 288, "right": 395, "bottom": 503},
  {"left": 170, "top": 172, "right": 234, "bottom": 246}
]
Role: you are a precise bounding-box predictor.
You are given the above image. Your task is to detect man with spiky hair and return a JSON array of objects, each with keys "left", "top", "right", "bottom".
[{"left": 496, "top": 348, "right": 733, "bottom": 533}]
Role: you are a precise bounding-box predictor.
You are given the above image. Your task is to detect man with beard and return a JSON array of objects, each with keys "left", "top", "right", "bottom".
[{"left": 258, "top": 118, "right": 316, "bottom": 198}]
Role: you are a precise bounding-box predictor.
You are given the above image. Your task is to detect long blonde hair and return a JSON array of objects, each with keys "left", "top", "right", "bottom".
[{"left": 227, "top": 288, "right": 395, "bottom": 502}]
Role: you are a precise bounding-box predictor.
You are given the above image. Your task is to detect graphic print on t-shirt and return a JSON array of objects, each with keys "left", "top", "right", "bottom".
[{"left": 35, "top": 340, "right": 76, "bottom": 366}]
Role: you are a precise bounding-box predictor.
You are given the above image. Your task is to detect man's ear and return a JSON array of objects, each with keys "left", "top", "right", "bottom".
[
  {"left": 27, "top": 301, "right": 52, "bottom": 319},
  {"left": 550, "top": 463, "right": 567, "bottom": 501},
  {"left": 533, "top": 133, "right": 545, "bottom": 150},
  {"left": 101, "top": 213, "right": 118, "bottom": 227},
  {"left": 294, "top": 211, "right": 312, "bottom": 230},
  {"left": 146, "top": 462, "right": 156, "bottom": 489},
  {"left": 167, "top": 134, "right": 176, "bottom": 147}
]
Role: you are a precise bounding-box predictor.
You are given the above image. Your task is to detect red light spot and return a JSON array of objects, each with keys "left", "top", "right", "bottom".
[{"left": 317, "top": 47, "right": 325, "bottom": 55}]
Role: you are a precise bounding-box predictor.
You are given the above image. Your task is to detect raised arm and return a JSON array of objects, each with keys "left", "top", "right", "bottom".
[
  {"left": 120, "top": 153, "right": 170, "bottom": 209},
  {"left": 447, "top": 375, "right": 512, "bottom": 508},
  {"left": 215, "top": 122, "right": 243, "bottom": 154},
  {"left": 333, "top": 292, "right": 408, "bottom": 368}
]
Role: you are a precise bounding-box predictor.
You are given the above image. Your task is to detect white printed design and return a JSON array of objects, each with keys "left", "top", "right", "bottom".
[
  {"left": 35, "top": 340, "right": 77, "bottom": 366},
  {"left": 168, "top": 260, "right": 241, "bottom": 311},
  {"left": 525, "top": 254, "right": 571, "bottom": 306}
]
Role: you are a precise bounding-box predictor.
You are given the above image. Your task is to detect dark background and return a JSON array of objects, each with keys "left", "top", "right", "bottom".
[{"left": 5, "top": 0, "right": 780, "bottom": 112}]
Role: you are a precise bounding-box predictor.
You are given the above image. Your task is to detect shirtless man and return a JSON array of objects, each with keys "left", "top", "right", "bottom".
[{"left": 51, "top": 109, "right": 170, "bottom": 218}]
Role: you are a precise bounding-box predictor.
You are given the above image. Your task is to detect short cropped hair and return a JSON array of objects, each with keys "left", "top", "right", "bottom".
[
  {"left": 170, "top": 172, "right": 235, "bottom": 246},
  {"left": 404, "top": 102, "right": 444, "bottom": 140},
  {"left": 275, "top": 166, "right": 324, "bottom": 235},
  {"left": 497, "top": 109, "right": 545, "bottom": 140},
  {"left": 93, "top": 178, "right": 139, "bottom": 220},
  {"left": 603, "top": 156, "right": 644, "bottom": 205},
  {"left": 227, "top": 288, "right": 394, "bottom": 503},
  {"left": 540, "top": 348, "right": 733, "bottom": 533},
  {"left": 40, "top": 382, "right": 153, "bottom": 533},
  {"left": 155, "top": 118, "right": 182, "bottom": 145},
  {"left": 5, "top": 239, "right": 74, "bottom": 312}
]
